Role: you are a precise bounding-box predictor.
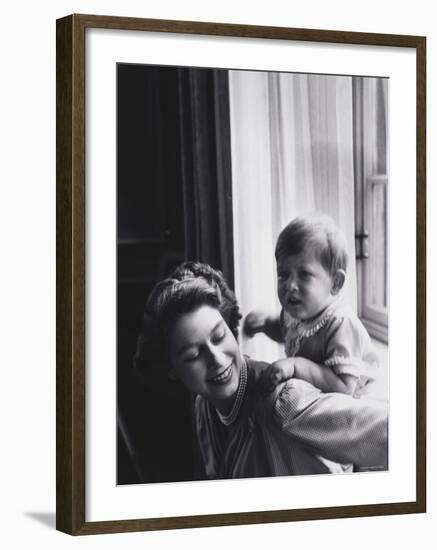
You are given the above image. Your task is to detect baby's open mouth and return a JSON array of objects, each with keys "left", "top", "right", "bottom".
[{"left": 209, "top": 364, "right": 233, "bottom": 384}]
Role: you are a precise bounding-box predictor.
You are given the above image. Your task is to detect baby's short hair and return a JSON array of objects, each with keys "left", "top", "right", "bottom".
[{"left": 275, "top": 214, "right": 348, "bottom": 276}]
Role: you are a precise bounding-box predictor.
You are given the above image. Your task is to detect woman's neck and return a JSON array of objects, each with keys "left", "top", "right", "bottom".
[{"left": 215, "top": 358, "right": 247, "bottom": 426}]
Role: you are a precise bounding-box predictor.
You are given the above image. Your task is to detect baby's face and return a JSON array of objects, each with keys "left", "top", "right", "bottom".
[{"left": 277, "top": 250, "right": 335, "bottom": 321}]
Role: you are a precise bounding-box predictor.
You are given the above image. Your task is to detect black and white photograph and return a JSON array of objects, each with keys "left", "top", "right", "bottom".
[
  {"left": 2, "top": 0, "right": 433, "bottom": 545},
  {"left": 116, "top": 63, "right": 389, "bottom": 485}
]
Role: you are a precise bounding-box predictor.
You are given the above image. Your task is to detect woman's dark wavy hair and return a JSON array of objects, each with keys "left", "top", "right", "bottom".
[{"left": 133, "top": 261, "right": 242, "bottom": 375}]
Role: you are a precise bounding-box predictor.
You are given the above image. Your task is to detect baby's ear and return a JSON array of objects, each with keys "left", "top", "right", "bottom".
[{"left": 331, "top": 269, "right": 346, "bottom": 295}]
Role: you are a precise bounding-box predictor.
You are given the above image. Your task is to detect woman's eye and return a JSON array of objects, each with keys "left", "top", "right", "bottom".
[
  {"left": 182, "top": 350, "right": 199, "bottom": 362},
  {"left": 211, "top": 330, "right": 225, "bottom": 344},
  {"left": 277, "top": 272, "right": 287, "bottom": 280}
]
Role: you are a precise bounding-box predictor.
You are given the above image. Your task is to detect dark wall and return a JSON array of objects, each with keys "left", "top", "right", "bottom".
[
  {"left": 117, "top": 64, "right": 193, "bottom": 484},
  {"left": 117, "top": 63, "right": 234, "bottom": 485}
]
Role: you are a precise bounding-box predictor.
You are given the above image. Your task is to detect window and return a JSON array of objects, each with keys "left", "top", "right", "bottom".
[{"left": 353, "top": 77, "right": 389, "bottom": 343}]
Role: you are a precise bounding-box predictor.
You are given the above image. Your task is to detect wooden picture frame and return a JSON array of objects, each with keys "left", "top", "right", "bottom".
[{"left": 56, "top": 13, "right": 426, "bottom": 535}]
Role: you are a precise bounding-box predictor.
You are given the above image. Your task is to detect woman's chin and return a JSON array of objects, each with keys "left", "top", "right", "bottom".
[{"left": 208, "top": 367, "right": 239, "bottom": 409}]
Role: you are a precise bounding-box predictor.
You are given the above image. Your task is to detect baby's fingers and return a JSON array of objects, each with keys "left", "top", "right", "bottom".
[
  {"left": 259, "top": 368, "right": 282, "bottom": 395},
  {"left": 243, "top": 311, "right": 265, "bottom": 336},
  {"left": 270, "top": 369, "right": 284, "bottom": 385}
]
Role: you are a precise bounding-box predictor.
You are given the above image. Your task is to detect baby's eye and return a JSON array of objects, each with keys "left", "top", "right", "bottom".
[
  {"left": 277, "top": 271, "right": 288, "bottom": 280},
  {"left": 299, "top": 270, "right": 313, "bottom": 279}
]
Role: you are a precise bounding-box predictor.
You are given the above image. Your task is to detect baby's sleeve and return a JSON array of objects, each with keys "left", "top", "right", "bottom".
[
  {"left": 324, "top": 316, "right": 378, "bottom": 382},
  {"left": 270, "top": 378, "right": 388, "bottom": 467}
]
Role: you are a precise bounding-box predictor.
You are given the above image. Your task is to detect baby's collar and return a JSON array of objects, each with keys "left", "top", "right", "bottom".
[{"left": 289, "top": 297, "right": 341, "bottom": 338}]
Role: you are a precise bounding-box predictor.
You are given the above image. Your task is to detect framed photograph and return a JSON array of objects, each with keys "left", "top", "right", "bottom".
[{"left": 56, "top": 14, "right": 426, "bottom": 535}]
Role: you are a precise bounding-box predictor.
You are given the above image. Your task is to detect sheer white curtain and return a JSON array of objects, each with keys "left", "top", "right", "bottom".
[{"left": 229, "top": 71, "right": 357, "bottom": 362}]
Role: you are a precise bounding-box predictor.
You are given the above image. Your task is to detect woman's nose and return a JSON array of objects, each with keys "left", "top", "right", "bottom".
[{"left": 206, "top": 345, "right": 227, "bottom": 368}]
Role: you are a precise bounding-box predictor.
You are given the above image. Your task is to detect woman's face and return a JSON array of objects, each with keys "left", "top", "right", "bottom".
[{"left": 169, "top": 304, "right": 242, "bottom": 415}]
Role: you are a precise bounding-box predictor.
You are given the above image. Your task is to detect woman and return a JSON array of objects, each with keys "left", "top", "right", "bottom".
[{"left": 135, "top": 262, "right": 387, "bottom": 479}]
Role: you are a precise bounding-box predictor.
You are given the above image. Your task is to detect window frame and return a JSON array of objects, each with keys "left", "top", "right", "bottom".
[{"left": 353, "top": 76, "right": 389, "bottom": 344}]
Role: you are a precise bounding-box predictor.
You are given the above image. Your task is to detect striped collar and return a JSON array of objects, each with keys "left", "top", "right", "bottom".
[{"left": 287, "top": 297, "right": 341, "bottom": 339}]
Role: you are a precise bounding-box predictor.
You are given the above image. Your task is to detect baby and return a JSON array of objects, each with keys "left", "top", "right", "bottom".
[{"left": 244, "top": 214, "right": 378, "bottom": 396}]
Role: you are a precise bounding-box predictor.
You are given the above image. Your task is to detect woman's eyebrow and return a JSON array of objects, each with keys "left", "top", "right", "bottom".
[{"left": 176, "top": 320, "right": 225, "bottom": 355}]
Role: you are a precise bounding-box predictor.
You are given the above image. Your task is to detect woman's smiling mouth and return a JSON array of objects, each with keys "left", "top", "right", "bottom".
[{"left": 209, "top": 364, "right": 233, "bottom": 384}]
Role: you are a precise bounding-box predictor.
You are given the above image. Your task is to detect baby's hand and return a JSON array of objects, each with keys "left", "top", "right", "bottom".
[
  {"left": 243, "top": 310, "right": 268, "bottom": 337},
  {"left": 259, "top": 358, "right": 295, "bottom": 395}
]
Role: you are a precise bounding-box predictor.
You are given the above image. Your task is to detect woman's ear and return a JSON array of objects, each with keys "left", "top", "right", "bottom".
[{"left": 331, "top": 269, "right": 346, "bottom": 295}]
